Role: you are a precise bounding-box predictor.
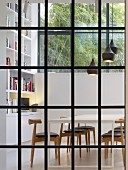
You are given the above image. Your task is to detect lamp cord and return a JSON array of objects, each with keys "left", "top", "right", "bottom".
[{"left": 112, "top": 3, "right": 113, "bottom": 39}]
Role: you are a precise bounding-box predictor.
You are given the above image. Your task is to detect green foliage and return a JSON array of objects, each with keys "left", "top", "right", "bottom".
[{"left": 40, "top": 3, "right": 125, "bottom": 72}]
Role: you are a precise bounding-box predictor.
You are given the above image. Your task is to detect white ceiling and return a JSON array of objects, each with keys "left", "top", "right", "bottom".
[{"left": 4, "top": 0, "right": 124, "bottom": 3}]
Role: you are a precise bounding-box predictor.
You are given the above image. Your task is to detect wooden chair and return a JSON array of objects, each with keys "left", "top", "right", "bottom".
[
  {"left": 28, "top": 119, "right": 60, "bottom": 167},
  {"left": 101, "top": 118, "right": 125, "bottom": 163},
  {"left": 59, "top": 120, "right": 88, "bottom": 158},
  {"left": 75, "top": 123, "right": 96, "bottom": 152}
]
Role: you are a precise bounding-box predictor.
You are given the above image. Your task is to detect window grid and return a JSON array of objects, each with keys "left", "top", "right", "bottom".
[{"left": 0, "top": 0, "right": 125, "bottom": 170}]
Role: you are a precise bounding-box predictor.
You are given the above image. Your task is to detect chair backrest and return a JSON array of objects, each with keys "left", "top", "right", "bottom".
[
  {"left": 60, "top": 117, "right": 70, "bottom": 135},
  {"left": 115, "top": 118, "right": 125, "bottom": 145},
  {"left": 28, "top": 119, "right": 42, "bottom": 142}
]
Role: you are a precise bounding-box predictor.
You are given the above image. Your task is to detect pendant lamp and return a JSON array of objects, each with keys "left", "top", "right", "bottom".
[
  {"left": 109, "top": 4, "right": 118, "bottom": 55},
  {"left": 87, "top": 58, "right": 97, "bottom": 75},
  {"left": 110, "top": 39, "right": 118, "bottom": 54},
  {"left": 102, "top": 45, "right": 115, "bottom": 62}
]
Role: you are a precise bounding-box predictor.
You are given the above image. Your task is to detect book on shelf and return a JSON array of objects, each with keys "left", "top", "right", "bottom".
[{"left": 10, "top": 77, "right": 18, "bottom": 90}]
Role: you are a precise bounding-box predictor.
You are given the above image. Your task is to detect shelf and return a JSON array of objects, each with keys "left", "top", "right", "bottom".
[
  {"left": 6, "top": 6, "right": 18, "bottom": 15},
  {"left": 24, "top": 53, "right": 31, "bottom": 58},
  {"left": 8, "top": 69, "right": 35, "bottom": 75},
  {"left": 6, "top": 90, "right": 35, "bottom": 94},
  {"left": 22, "top": 34, "right": 31, "bottom": 41},
  {"left": 6, "top": 30, "right": 18, "bottom": 34},
  {"left": 22, "top": 16, "right": 32, "bottom": 24},
  {"left": 6, "top": 47, "right": 15, "bottom": 52}
]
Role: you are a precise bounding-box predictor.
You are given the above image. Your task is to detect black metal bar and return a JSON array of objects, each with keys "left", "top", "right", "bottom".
[
  {"left": 44, "top": 0, "right": 48, "bottom": 169},
  {"left": 98, "top": 0, "right": 101, "bottom": 169},
  {"left": 71, "top": 0, "right": 75, "bottom": 169},
  {"left": 0, "top": 65, "right": 125, "bottom": 70},
  {"left": 0, "top": 105, "right": 125, "bottom": 109},
  {"left": 0, "top": 145, "right": 125, "bottom": 149},
  {"left": 18, "top": 0, "right": 21, "bottom": 170}
]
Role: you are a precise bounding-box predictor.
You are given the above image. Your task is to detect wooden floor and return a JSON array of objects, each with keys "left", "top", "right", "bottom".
[{"left": 7, "top": 147, "right": 124, "bottom": 170}]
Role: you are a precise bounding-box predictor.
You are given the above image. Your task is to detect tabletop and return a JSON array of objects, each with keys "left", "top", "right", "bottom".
[{"left": 49, "top": 114, "right": 123, "bottom": 123}]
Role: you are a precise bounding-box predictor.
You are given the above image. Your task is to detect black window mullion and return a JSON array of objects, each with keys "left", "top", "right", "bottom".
[
  {"left": 18, "top": 0, "right": 22, "bottom": 170},
  {"left": 44, "top": 0, "right": 48, "bottom": 170},
  {"left": 71, "top": 0, "right": 75, "bottom": 169},
  {"left": 98, "top": 0, "right": 102, "bottom": 169}
]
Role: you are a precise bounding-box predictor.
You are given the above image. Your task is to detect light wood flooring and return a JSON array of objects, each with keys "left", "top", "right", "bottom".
[{"left": 6, "top": 147, "right": 124, "bottom": 170}]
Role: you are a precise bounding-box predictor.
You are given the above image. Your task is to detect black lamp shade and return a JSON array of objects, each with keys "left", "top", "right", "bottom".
[
  {"left": 87, "top": 58, "right": 98, "bottom": 75},
  {"left": 110, "top": 39, "right": 118, "bottom": 54},
  {"left": 102, "top": 46, "right": 115, "bottom": 62}
]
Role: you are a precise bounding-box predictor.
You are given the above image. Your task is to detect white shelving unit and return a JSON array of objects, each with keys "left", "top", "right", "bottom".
[{"left": 5, "top": 3, "right": 35, "bottom": 112}]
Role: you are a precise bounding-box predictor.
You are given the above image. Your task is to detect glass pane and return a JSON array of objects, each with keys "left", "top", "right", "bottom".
[
  {"left": 75, "top": 31, "right": 98, "bottom": 66},
  {"left": 48, "top": 32, "right": 71, "bottom": 66},
  {"left": 48, "top": 70, "right": 71, "bottom": 106},
  {"left": 20, "top": 69, "right": 36, "bottom": 107},
  {"left": 5, "top": 149, "right": 18, "bottom": 170},
  {"left": 34, "top": 71, "right": 44, "bottom": 106},
  {"left": 75, "top": 148, "right": 98, "bottom": 168},
  {"left": 0, "top": 108, "right": 18, "bottom": 145},
  {"left": 48, "top": 148, "right": 71, "bottom": 168},
  {"left": 21, "top": 3, "right": 38, "bottom": 27},
  {"left": 22, "top": 110, "right": 44, "bottom": 145},
  {"left": 74, "top": 109, "right": 98, "bottom": 146},
  {"left": 101, "top": 30, "right": 125, "bottom": 66},
  {"left": 0, "top": 30, "right": 18, "bottom": 66},
  {"left": 101, "top": 2, "right": 125, "bottom": 27},
  {"left": 101, "top": 70, "right": 124, "bottom": 106},
  {"left": 75, "top": 2, "right": 98, "bottom": 27},
  {"left": 22, "top": 148, "right": 44, "bottom": 169},
  {"left": 40, "top": 3, "right": 45, "bottom": 27},
  {"left": 0, "top": 2, "right": 18, "bottom": 27},
  {"left": 48, "top": 1, "right": 71, "bottom": 27},
  {"left": 39, "top": 33, "right": 45, "bottom": 66},
  {"left": 101, "top": 109, "right": 125, "bottom": 146},
  {"left": 101, "top": 148, "right": 124, "bottom": 169},
  {"left": 75, "top": 69, "right": 98, "bottom": 106},
  {"left": 48, "top": 109, "right": 71, "bottom": 146}
]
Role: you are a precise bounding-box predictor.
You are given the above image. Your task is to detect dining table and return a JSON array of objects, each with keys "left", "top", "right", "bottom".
[{"left": 48, "top": 114, "right": 124, "bottom": 169}]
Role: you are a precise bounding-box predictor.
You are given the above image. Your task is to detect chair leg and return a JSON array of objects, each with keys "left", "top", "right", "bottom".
[
  {"left": 88, "top": 130, "right": 90, "bottom": 152},
  {"left": 104, "top": 142, "right": 107, "bottom": 160},
  {"left": 58, "top": 147, "right": 60, "bottom": 165},
  {"left": 122, "top": 148, "right": 125, "bottom": 166},
  {"left": 57, "top": 137, "right": 60, "bottom": 165},
  {"left": 54, "top": 141, "right": 57, "bottom": 159},
  {"left": 79, "top": 135, "right": 81, "bottom": 158},
  {"left": 67, "top": 136, "right": 70, "bottom": 153},
  {"left": 30, "top": 147, "right": 35, "bottom": 167},
  {"left": 93, "top": 129, "right": 96, "bottom": 145},
  {"left": 110, "top": 141, "right": 112, "bottom": 153},
  {"left": 69, "top": 137, "right": 72, "bottom": 152},
  {"left": 85, "top": 132, "right": 88, "bottom": 152}
]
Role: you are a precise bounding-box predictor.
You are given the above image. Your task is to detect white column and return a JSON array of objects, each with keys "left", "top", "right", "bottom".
[
  {"left": 0, "top": 1, "right": 7, "bottom": 170},
  {"left": 126, "top": 0, "right": 128, "bottom": 168}
]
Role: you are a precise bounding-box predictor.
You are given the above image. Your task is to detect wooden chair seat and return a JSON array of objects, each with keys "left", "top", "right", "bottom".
[
  {"left": 102, "top": 131, "right": 122, "bottom": 138},
  {"left": 75, "top": 125, "right": 95, "bottom": 130},
  {"left": 36, "top": 132, "right": 59, "bottom": 138},
  {"left": 63, "top": 129, "right": 85, "bottom": 133}
]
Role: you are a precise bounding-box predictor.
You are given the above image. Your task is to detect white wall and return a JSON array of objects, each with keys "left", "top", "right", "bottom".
[{"left": 35, "top": 72, "right": 125, "bottom": 143}]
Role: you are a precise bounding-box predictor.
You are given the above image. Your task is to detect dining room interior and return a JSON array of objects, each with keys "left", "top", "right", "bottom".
[{"left": 0, "top": 0, "right": 126, "bottom": 170}]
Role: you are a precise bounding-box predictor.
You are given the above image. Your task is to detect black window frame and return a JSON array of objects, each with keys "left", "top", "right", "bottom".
[{"left": 0, "top": 0, "right": 125, "bottom": 170}]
